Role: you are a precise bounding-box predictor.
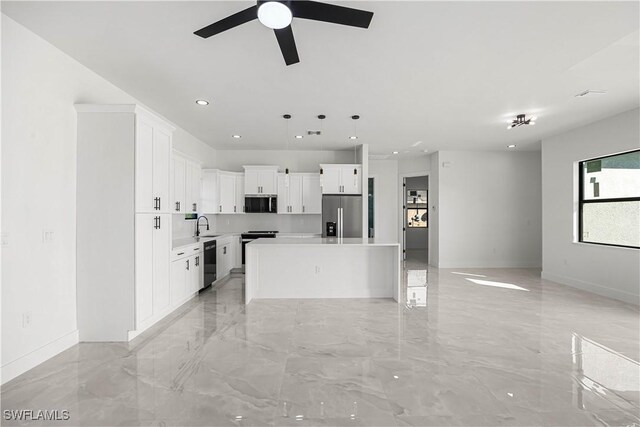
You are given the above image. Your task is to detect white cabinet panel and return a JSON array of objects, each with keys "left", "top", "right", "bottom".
[
  {"left": 321, "top": 166, "right": 341, "bottom": 194},
  {"left": 277, "top": 174, "right": 288, "bottom": 214},
  {"left": 320, "top": 164, "right": 362, "bottom": 195},
  {"left": 185, "top": 161, "right": 201, "bottom": 213},
  {"left": 235, "top": 175, "right": 245, "bottom": 213},
  {"left": 170, "top": 258, "right": 187, "bottom": 305},
  {"left": 342, "top": 166, "right": 362, "bottom": 194},
  {"left": 289, "top": 174, "right": 303, "bottom": 213},
  {"left": 135, "top": 120, "right": 154, "bottom": 212},
  {"left": 302, "top": 174, "right": 322, "bottom": 214},
  {"left": 136, "top": 117, "right": 171, "bottom": 213},
  {"left": 244, "top": 170, "right": 259, "bottom": 195},
  {"left": 244, "top": 166, "right": 278, "bottom": 195},
  {"left": 219, "top": 173, "right": 236, "bottom": 213},
  {"left": 259, "top": 170, "right": 277, "bottom": 194},
  {"left": 201, "top": 170, "right": 219, "bottom": 214},
  {"left": 152, "top": 214, "right": 171, "bottom": 314},
  {"left": 153, "top": 128, "right": 171, "bottom": 212},
  {"left": 172, "top": 156, "right": 186, "bottom": 213}
]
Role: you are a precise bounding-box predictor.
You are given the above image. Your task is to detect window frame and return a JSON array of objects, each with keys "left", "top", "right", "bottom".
[{"left": 578, "top": 149, "right": 640, "bottom": 250}]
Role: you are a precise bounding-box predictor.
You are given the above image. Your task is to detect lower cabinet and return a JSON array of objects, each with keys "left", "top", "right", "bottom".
[
  {"left": 170, "top": 250, "right": 202, "bottom": 305},
  {"left": 135, "top": 214, "right": 170, "bottom": 329}
]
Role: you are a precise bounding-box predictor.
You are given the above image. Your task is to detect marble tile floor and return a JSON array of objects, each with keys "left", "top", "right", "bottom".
[{"left": 2, "top": 264, "right": 639, "bottom": 427}]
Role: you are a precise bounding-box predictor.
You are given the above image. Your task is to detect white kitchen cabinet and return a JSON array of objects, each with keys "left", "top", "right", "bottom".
[
  {"left": 233, "top": 235, "right": 242, "bottom": 268},
  {"left": 219, "top": 172, "right": 236, "bottom": 213},
  {"left": 135, "top": 113, "right": 171, "bottom": 213},
  {"left": 171, "top": 156, "right": 186, "bottom": 213},
  {"left": 302, "top": 174, "right": 322, "bottom": 214},
  {"left": 235, "top": 174, "right": 245, "bottom": 213},
  {"left": 76, "top": 104, "right": 176, "bottom": 342},
  {"left": 187, "top": 161, "right": 202, "bottom": 213},
  {"left": 277, "top": 174, "right": 303, "bottom": 213},
  {"left": 320, "top": 164, "right": 362, "bottom": 195},
  {"left": 135, "top": 214, "right": 171, "bottom": 329},
  {"left": 244, "top": 166, "right": 278, "bottom": 195},
  {"left": 216, "top": 237, "right": 234, "bottom": 279},
  {"left": 278, "top": 173, "right": 321, "bottom": 214},
  {"left": 201, "top": 170, "right": 244, "bottom": 214},
  {"left": 171, "top": 249, "right": 202, "bottom": 304},
  {"left": 172, "top": 153, "right": 201, "bottom": 213}
]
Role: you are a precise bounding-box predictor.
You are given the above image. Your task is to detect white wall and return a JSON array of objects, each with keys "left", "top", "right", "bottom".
[
  {"left": 0, "top": 15, "right": 213, "bottom": 383},
  {"left": 368, "top": 159, "right": 399, "bottom": 243},
  {"left": 399, "top": 155, "right": 430, "bottom": 175},
  {"left": 436, "top": 150, "right": 542, "bottom": 268},
  {"left": 405, "top": 176, "right": 429, "bottom": 250},
  {"left": 541, "top": 108, "right": 640, "bottom": 304},
  {"left": 214, "top": 149, "right": 353, "bottom": 172}
]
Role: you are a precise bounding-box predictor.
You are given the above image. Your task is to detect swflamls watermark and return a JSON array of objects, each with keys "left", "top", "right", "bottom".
[{"left": 3, "top": 409, "right": 70, "bottom": 421}]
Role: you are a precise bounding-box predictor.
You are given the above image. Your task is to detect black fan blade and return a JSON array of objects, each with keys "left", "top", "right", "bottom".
[
  {"left": 291, "top": 1, "right": 373, "bottom": 28},
  {"left": 274, "top": 26, "right": 300, "bottom": 66},
  {"left": 194, "top": 5, "right": 258, "bottom": 38}
]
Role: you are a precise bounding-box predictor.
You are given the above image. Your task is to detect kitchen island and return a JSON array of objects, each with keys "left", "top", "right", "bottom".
[{"left": 245, "top": 237, "right": 401, "bottom": 303}]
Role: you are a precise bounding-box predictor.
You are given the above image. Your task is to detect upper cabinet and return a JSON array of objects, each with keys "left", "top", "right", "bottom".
[
  {"left": 135, "top": 111, "right": 173, "bottom": 213},
  {"left": 278, "top": 173, "right": 321, "bottom": 214},
  {"left": 171, "top": 152, "right": 201, "bottom": 214},
  {"left": 201, "top": 170, "right": 244, "bottom": 214},
  {"left": 320, "top": 164, "right": 362, "bottom": 195},
  {"left": 244, "top": 166, "right": 278, "bottom": 195}
]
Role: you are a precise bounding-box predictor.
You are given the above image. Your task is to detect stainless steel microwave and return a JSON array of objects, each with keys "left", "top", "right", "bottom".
[{"left": 244, "top": 196, "right": 277, "bottom": 213}]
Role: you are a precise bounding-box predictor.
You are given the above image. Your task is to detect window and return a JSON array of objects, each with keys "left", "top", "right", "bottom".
[
  {"left": 579, "top": 150, "right": 640, "bottom": 249},
  {"left": 407, "top": 190, "right": 427, "bottom": 228}
]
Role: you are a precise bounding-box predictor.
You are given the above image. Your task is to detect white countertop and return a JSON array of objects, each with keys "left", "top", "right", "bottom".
[
  {"left": 172, "top": 233, "right": 239, "bottom": 250},
  {"left": 247, "top": 237, "right": 400, "bottom": 247}
]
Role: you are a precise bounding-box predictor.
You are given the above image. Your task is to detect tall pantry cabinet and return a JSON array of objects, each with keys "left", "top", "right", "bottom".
[{"left": 76, "top": 104, "right": 174, "bottom": 342}]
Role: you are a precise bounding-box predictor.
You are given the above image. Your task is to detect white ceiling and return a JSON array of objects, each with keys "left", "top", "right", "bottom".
[{"left": 3, "top": 1, "right": 639, "bottom": 155}]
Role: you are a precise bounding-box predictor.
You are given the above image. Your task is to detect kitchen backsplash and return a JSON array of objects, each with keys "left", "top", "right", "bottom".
[{"left": 171, "top": 213, "right": 322, "bottom": 239}]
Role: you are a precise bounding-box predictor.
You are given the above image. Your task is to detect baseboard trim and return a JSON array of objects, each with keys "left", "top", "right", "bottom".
[
  {"left": 1, "top": 329, "right": 79, "bottom": 385},
  {"left": 541, "top": 271, "right": 640, "bottom": 305}
]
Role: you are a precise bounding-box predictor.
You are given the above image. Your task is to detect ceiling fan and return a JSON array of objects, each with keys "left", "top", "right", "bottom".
[{"left": 194, "top": 1, "right": 374, "bottom": 66}]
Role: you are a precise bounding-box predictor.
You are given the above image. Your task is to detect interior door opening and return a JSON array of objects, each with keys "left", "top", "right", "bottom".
[{"left": 403, "top": 176, "right": 428, "bottom": 265}]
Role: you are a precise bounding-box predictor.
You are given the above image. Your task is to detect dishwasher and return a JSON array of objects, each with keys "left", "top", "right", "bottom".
[{"left": 202, "top": 240, "right": 217, "bottom": 291}]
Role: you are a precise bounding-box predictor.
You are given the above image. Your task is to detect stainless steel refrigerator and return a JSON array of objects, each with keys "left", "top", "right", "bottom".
[{"left": 322, "top": 195, "right": 363, "bottom": 238}]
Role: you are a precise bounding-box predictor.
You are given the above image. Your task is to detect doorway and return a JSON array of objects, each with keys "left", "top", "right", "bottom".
[{"left": 403, "top": 175, "right": 428, "bottom": 266}]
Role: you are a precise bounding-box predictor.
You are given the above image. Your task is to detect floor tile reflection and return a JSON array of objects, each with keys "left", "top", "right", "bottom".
[{"left": 2, "top": 263, "right": 639, "bottom": 426}]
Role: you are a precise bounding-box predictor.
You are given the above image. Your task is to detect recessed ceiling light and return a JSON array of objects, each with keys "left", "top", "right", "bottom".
[
  {"left": 195, "top": 99, "right": 209, "bottom": 106},
  {"left": 507, "top": 144, "right": 516, "bottom": 148},
  {"left": 295, "top": 135, "right": 303, "bottom": 139},
  {"left": 349, "top": 136, "right": 358, "bottom": 140},
  {"left": 257, "top": 1, "right": 292, "bottom": 29},
  {"left": 423, "top": 149, "right": 429, "bottom": 153},
  {"left": 392, "top": 151, "right": 399, "bottom": 154},
  {"left": 232, "top": 135, "right": 241, "bottom": 139}
]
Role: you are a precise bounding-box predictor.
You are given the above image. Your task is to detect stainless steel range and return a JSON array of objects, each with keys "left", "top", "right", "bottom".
[{"left": 241, "top": 231, "right": 278, "bottom": 264}]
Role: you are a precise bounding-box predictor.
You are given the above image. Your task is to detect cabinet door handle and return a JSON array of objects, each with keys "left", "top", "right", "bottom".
[
  {"left": 219, "top": 205, "right": 222, "bottom": 213},
  {"left": 154, "top": 197, "right": 160, "bottom": 210},
  {"left": 186, "top": 259, "right": 190, "bottom": 270},
  {"left": 175, "top": 201, "right": 179, "bottom": 211},
  {"left": 234, "top": 205, "right": 236, "bottom": 213},
  {"left": 303, "top": 205, "right": 305, "bottom": 213},
  {"left": 223, "top": 246, "right": 227, "bottom": 255},
  {"left": 193, "top": 203, "right": 197, "bottom": 212},
  {"left": 157, "top": 216, "right": 161, "bottom": 229},
  {"left": 158, "top": 197, "right": 161, "bottom": 211},
  {"left": 195, "top": 256, "right": 199, "bottom": 267}
]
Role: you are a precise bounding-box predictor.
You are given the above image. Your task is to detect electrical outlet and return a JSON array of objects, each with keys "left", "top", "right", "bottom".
[{"left": 22, "top": 312, "right": 32, "bottom": 328}]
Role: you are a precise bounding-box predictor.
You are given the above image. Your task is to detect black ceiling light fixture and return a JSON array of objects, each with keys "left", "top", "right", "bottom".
[
  {"left": 194, "top": 1, "right": 374, "bottom": 66},
  {"left": 507, "top": 114, "right": 537, "bottom": 130}
]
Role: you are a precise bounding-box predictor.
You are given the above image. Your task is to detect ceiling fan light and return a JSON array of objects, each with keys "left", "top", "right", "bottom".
[{"left": 258, "top": 2, "right": 293, "bottom": 29}]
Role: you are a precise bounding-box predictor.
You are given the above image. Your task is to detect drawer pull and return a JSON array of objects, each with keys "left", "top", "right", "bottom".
[{"left": 177, "top": 252, "right": 184, "bottom": 256}]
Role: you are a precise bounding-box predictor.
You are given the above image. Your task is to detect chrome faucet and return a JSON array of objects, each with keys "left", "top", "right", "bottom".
[{"left": 196, "top": 216, "right": 209, "bottom": 237}]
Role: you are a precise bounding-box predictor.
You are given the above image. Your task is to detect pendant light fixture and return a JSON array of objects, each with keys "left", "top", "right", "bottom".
[
  {"left": 318, "top": 114, "right": 326, "bottom": 188},
  {"left": 351, "top": 115, "right": 359, "bottom": 187},
  {"left": 283, "top": 114, "right": 292, "bottom": 187}
]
